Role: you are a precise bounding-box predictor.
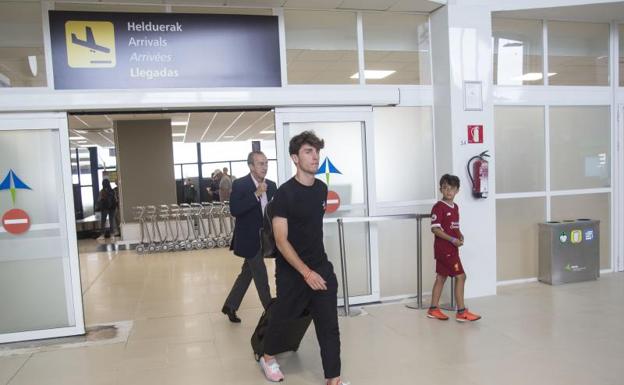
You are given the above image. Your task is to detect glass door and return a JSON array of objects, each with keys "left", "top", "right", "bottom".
[
  {"left": 619, "top": 105, "right": 624, "bottom": 273},
  {"left": 275, "top": 107, "right": 379, "bottom": 304},
  {"left": 0, "top": 113, "right": 84, "bottom": 343}
]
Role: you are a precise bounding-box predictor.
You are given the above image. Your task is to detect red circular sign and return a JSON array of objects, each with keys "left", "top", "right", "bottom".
[
  {"left": 325, "top": 191, "right": 341, "bottom": 214},
  {"left": 2, "top": 209, "right": 31, "bottom": 235}
]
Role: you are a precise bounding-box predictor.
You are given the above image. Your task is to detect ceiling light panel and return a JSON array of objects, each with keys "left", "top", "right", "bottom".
[
  {"left": 76, "top": 115, "right": 112, "bottom": 129},
  {"left": 69, "top": 115, "right": 89, "bottom": 129},
  {"left": 201, "top": 111, "right": 244, "bottom": 142},
  {"left": 185, "top": 112, "right": 215, "bottom": 143},
  {"left": 224, "top": 111, "right": 267, "bottom": 141},
  {"left": 239, "top": 112, "right": 275, "bottom": 141}
]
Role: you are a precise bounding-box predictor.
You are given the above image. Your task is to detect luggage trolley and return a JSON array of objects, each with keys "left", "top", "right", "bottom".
[
  {"left": 167, "top": 204, "right": 182, "bottom": 251},
  {"left": 199, "top": 202, "right": 217, "bottom": 249},
  {"left": 221, "top": 201, "right": 234, "bottom": 246},
  {"left": 211, "top": 202, "right": 229, "bottom": 248},
  {"left": 158, "top": 205, "right": 173, "bottom": 252},
  {"left": 145, "top": 205, "right": 164, "bottom": 252},
  {"left": 179, "top": 203, "right": 198, "bottom": 250},
  {"left": 190, "top": 203, "right": 206, "bottom": 249},
  {"left": 133, "top": 206, "right": 149, "bottom": 254}
]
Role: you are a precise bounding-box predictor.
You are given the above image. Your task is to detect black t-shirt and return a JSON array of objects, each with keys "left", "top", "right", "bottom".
[{"left": 271, "top": 177, "right": 328, "bottom": 269}]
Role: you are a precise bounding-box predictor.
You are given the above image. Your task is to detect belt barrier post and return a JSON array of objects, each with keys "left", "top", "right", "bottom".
[
  {"left": 337, "top": 218, "right": 360, "bottom": 317},
  {"left": 406, "top": 214, "right": 426, "bottom": 310}
]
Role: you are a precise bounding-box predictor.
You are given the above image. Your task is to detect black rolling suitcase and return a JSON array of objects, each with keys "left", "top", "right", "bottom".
[{"left": 251, "top": 300, "right": 312, "bottom": 361}]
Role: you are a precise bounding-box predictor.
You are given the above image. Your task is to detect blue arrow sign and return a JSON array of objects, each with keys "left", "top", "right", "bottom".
[
  {"left": 315, "top": 157, "right": 342, "bottom": 186},
  {"left": 0, "top": 169, "right": 32, "bottom": 205}
]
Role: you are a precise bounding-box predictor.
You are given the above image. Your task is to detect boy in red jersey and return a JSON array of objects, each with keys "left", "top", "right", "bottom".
[{"left": 427, "top": 174, "right": 481, "bottom": 322}]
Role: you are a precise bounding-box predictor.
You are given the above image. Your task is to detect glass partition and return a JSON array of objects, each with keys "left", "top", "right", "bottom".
[
  {"left": 362, "top": 12, "right": 430, "bottom": 84},
  {"left": 492, "top": 18, "right": 543, "bottom": 85},
  {"left": 0, "top": 2, "right": 47, "bottom": 87},
  {"left": 373, "top": 106, "right": 434, "bottom": 203},
  {"left": 494, "top": 106, "right": 545, "bottom": 193},
  {"left": 496, "top": 198, "right": 546, "bottom": 281},
  {"left": 550, "top": 106, "right": 610, "bottom": 190},
  {"left": 548, "top": 21, "right": 609, "bottom": 86},
  {"left": 285, "top": 10, "right": 358, "bottom": 85}
]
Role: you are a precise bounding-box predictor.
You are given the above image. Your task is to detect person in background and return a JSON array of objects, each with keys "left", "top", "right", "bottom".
[
  {"left": 210, "top": 170, "right": 222, "bottom": 202},
  {"left": 183, "top": 178, "right": 197, "bottom": 204},
  {"left": 221, "top": 151, "right": 276, "bottom": 322},
  {"left": 97, "top": 179, "right": 117, "bottom": 241},
  {"left": 220, "top": 167, "right": 232, "bottom": 202},
  {"left": 113, "top": 181, "right": 121, "bottom": 236}
]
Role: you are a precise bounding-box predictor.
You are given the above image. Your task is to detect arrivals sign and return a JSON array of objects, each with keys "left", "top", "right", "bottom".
[{"left": 48, "top": 11, "right": 282, "bottom": 89}]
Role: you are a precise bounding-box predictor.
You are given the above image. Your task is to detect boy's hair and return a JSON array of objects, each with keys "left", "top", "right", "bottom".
[
  {"left": 289, "top": 131, "right": 325, "bottom": 155},
  {"left": 439, "top": 174, "right": 460, "bottom": 188}
]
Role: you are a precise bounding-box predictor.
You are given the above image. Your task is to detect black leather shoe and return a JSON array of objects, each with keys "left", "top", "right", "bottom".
[{"left": 222, "top": 305, "right": 241, "bottom": 323}]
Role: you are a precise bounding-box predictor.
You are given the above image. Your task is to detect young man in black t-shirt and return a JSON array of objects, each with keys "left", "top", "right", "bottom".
[{"left": 258, "top": 131, "right": 346, "bottom": 385}]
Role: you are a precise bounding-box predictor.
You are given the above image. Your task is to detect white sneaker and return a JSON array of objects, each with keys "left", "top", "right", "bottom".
[
  {"left": 259, "top": 357, "right": 284, "bottom": 382},
  {"left": 96, "top": 235, "right": 105, "bottom": 241}
]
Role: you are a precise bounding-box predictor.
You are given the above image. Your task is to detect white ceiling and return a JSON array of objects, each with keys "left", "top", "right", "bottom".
[
  {"left": 494, "top": 1, "right": 624, "bottom": 22},
  {"left": 68, "top": 111, "right": 275, "bottom": 148}
]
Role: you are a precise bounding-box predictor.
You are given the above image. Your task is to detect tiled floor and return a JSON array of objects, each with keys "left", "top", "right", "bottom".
[{"left": 1, "top": 242, "right": 623, "bottom": 385}]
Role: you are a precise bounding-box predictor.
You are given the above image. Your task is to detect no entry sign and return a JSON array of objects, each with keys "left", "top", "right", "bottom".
[
  {"left": 2, "top": 208, "right": 31, "bottom": 235},
  {"left": 325, "top": 190, "right": 341, "bottom": 214}
]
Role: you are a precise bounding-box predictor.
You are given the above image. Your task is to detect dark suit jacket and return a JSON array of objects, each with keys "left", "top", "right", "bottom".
[{"left": 229, "top": 173, "right": 277, "bottom": 259}]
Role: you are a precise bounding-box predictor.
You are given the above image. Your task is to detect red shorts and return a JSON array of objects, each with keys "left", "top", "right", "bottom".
[{"left": 435, "top": 252, "right": 464, "bottom": 277}]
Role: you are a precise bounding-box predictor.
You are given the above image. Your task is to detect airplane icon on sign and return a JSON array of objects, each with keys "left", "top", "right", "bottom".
[{"left": 71, "top": 26, "right": 110, "bottom": 53}]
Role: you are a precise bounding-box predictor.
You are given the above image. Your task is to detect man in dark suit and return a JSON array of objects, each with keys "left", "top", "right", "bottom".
[{"left": 222, "top": 151, "right": 277, "bottom": 323}]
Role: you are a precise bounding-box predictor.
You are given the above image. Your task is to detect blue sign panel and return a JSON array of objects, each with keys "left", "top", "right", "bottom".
[{"left": 49, "top": 11, "right": 282, "bottom": 89}]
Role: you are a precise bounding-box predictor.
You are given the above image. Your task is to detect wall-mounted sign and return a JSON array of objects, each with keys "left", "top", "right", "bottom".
[
  {"left": 325, "top": 190, "right": 341, "bottom": 214},
  {"left": 316, "top": 157, "right": 342, "bottom": 186},
  {"left": 467, "top": 125, "right": 483, "bottom": 144},
  {"left": 2, "top": 209, "right": 31, "bottom": 235},
  {"left": 0, "top": 169, "right": 32, "bottom": 205},
  {"left": 49, "top": 11, "right": 282, "bottom": 89},
  {"left": 0, "top": 169, "right": 33, "bottom": 236},
  {"left": 463, "top": 80, "right": 483, "bottom": 111}
]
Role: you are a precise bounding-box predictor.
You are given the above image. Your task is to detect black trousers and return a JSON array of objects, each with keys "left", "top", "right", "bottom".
[
  {"left": 100, "top": 209, "right": 115, "bottom": 235},
  {"left": 264, "top": 260, "right": 341, "bottom": 379}
]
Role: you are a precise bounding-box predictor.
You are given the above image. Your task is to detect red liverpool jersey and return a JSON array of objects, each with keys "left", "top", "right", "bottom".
[{"left": 430, "top": 201, "right": 460, "bottom": 257}]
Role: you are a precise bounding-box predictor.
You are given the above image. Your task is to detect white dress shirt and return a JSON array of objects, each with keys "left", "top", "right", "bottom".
[{"left": 250, "top": 174, "right": 268, "bottom": 213}]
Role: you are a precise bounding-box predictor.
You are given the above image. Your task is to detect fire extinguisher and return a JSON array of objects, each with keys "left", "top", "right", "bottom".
[{"left": 467, "top": 150, "right": 490, "bottom": 199}]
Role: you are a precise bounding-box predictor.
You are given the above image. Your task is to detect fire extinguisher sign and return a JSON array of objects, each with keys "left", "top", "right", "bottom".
[{"left": 467, "top": 125, "right": 484, "bottom": 144}]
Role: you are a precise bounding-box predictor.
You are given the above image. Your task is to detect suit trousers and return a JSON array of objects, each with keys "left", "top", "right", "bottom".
[{"left": 224, "top": 250, "right": 271, "bottom": 310}]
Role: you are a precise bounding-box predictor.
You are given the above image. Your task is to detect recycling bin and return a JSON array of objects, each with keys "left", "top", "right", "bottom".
[{"left": 538, "top": 219, "right": 600, "bottom": 285}]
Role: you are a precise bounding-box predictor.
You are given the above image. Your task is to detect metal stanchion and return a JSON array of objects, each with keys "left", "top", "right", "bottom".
[
  {"left": 406, "top": 214, "right": 430, "bottom": 310},
  {"left": 337, "top": 218, "right": 361, "bottom": 317}
]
